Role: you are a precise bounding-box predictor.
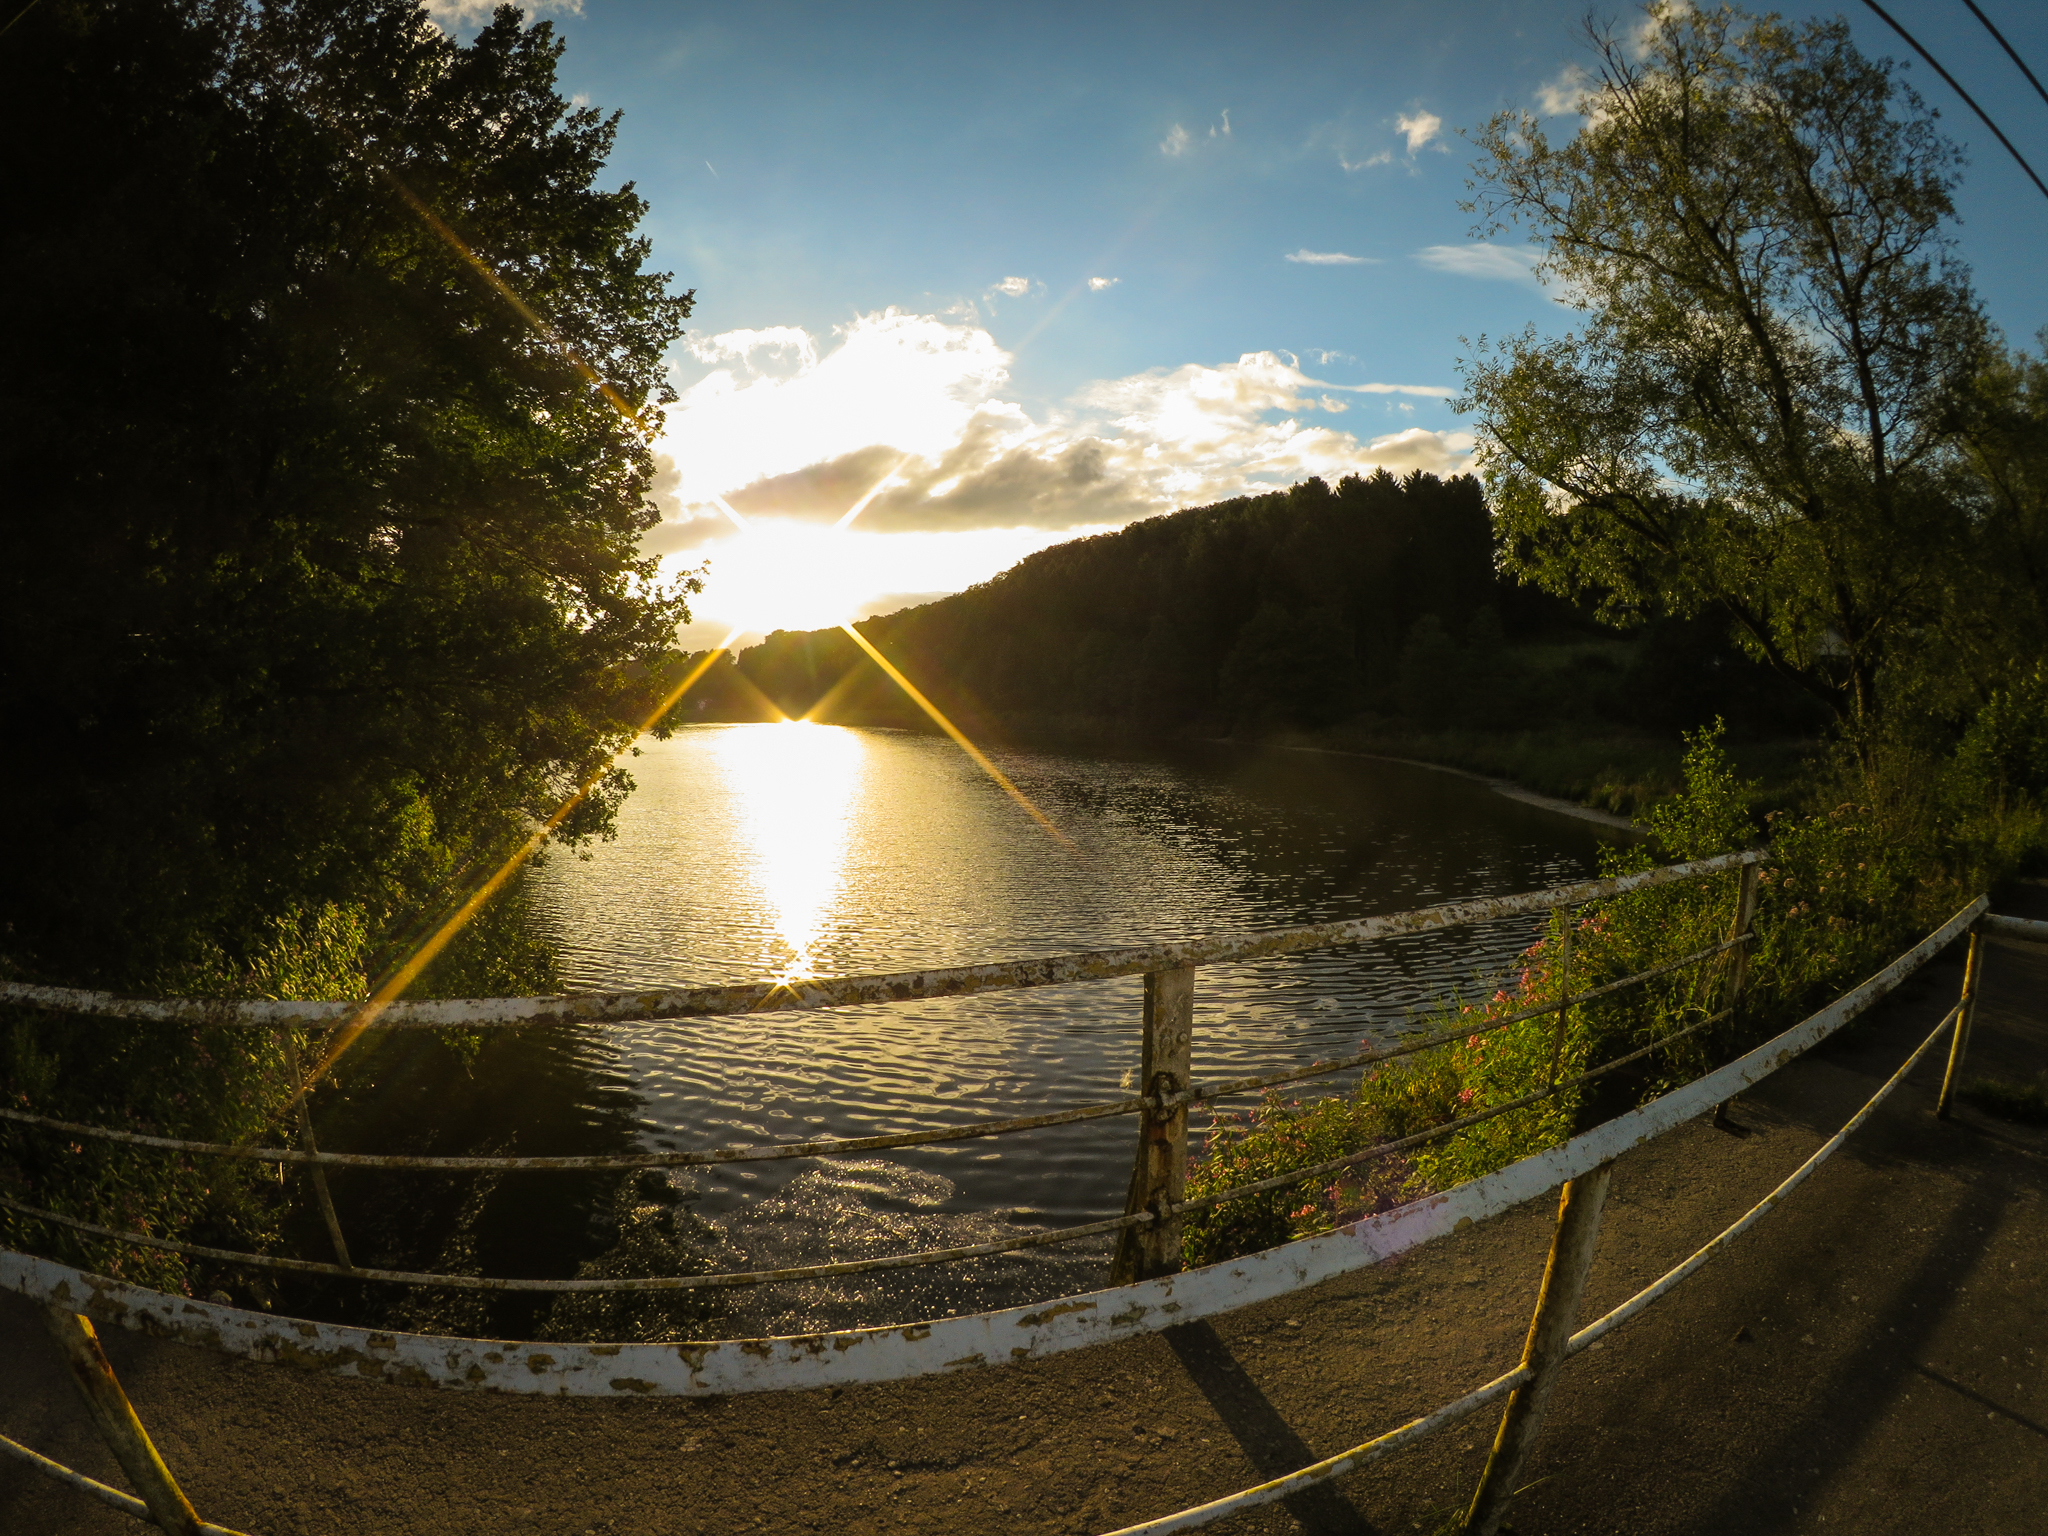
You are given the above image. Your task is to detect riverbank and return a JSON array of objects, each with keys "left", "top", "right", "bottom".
[
  {"left": 950, "top": 711, "right": 1818, "bottom": 828},
  {"left": 1295, "top": 722, "right": 1817, "bottom": 824},
  {"left": 1270, "top": 743, "right": 1639, "bottom": 832},
  {"left": 5, "top": 890, "right": 2040, "bottom": 1535},
  {"left": 941, "top": 712, "right": 1817, "bottom": 830}
]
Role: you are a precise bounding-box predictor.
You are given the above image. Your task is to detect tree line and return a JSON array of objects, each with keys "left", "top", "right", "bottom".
[{"left": 673, "top": 467, "right": 1819, "bottom": 743}]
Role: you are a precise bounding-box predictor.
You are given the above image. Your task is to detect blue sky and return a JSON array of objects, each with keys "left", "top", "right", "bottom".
[{"left": 435, "top": 1, "right": 2048, "bottom": 639}]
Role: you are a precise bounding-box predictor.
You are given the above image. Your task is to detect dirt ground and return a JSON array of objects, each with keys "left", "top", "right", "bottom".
[{"left": 4, "top": 891, "right": 2044, "bottom": 1536}]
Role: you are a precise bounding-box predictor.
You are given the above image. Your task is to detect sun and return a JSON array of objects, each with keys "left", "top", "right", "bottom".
[
  {"left": 698, "top": 518, "right": 863, "bottom": 635},
  {"left": 687, "top": 462, "right": 906, "bottom": 637}
]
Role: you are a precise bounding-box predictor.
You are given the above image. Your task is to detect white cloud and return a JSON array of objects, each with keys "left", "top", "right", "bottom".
[
  {"left": 685, "top": 325, "right": 818, "bottom": 370},
  {"left": 1396, "top": 111, "right": 1443, "bottom": 153},
  {"left": 662, "top": 310, "right": 1010, "bottom": 513},
  {"left": 989, "top": 275, "right": 1034, "bottom": 298},
  {"left": 1343, "top": 381, "right": 1456, "bottom": 398},
  {"left": 659, "top": 317, "right": 1467, "bottom": 542},
  {"left": 1535, "top": 64, "right": 1595, "bottom": 116},
  {"left": 1414, "top": 243, "right": 1541, "bottom": 284},
  {"left": 1087, "top": 276, "right": 1120, "bottom": 291},
  {"left": 1163, "top": 111, "right": 1230, "bottom": 158},
  {"left": 427, "top": 0, "right": 579, "bottom": 25},
  {"left": 1285, "top": 249, "right": 1374, "bottom": 266},
  {"left": 654, "top": 318, "right": 1472, "bottom": 633},
  {"left": 1340, "top": 150, "right": 1394, "bottom": 171}
]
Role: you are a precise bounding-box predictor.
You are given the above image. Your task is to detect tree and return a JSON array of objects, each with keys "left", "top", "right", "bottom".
[
  {"left": 0, "top": 1, "right": 695, "bottom": 988},
  {"left": 1460, "top": 4, "right": 1989, "bottom": 745}
]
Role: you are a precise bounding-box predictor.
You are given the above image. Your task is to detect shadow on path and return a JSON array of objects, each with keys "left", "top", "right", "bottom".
[
  {"left": 1164, "top": 1320, "right": 1380, "bottom": 1535},
  {"left": 1674, "top": 1155, "right": 2013, "bottom": 1533}
]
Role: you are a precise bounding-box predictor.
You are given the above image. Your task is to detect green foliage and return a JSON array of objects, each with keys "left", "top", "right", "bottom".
[
  {"left": 1181, "top": 721, "right": 1977, "bottom": 1266},
  {"left": 0, "top": 1011, "right": 293, "bottom": 1296},
  {"left": 1412, "top": 946, "right": 1590, "bottom": 1191},
  {"left": 698, "top": 469, "right": 1813, "bottom": 754},
  {"left": 1462, "top": 4, "right": 1990, "bottom": 739},
  {"left": 726, "top": 471, "right": 1505, "bottom": 731},
  {"left": 1954, "top": 666, "right": 2048, "bottom": 803},
  {"left": 0, "top": 0, "right": 694, "bottom": 989},
  {"left": 1219, "top": 603, "right": 1358, "bottom": 727},
  {"left": 1181, "top": 1066, "right": 1454, "bottom": 1269},
  {"left": 1396, "top": 616, "right": 1464, "bottom": 726}
]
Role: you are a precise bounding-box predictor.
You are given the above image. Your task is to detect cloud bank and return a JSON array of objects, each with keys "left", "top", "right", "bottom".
[
  {"left": 1285, "top": 249, "right": 1374, "bottom": 265},
  {"left": 1414, "top": 243, "right": 1540, "bottom": 284},
  {"left": 656, "top": 312, "right": 1470, "bottom": 541}
]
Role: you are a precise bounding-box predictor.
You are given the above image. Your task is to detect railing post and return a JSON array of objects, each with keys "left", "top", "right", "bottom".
[
  {"left": 42, "top": 1307, "right": 204, "bottom": 1535},
  {"left": 1111, "top": 965, "right": 1195, "bottom": 1284},
  {"left": 279, "top": 1031, "right": 353, "bottom": 1270},
  {"left": 1720, "top": 860, "right": 1761, "bottom": 1014},
  {"left": 1461, "top": 1162, "right": 1615, "bottom": 1536},
  {"left": 1712, "top": 860, "right": 1761, "bottom": 1128},
  {"left": 1935, "top": 931, "right": 1985, "bottom": 1120},
  {"left": 1544, "top": 910, "right": 1574, "bottom": 1088}
]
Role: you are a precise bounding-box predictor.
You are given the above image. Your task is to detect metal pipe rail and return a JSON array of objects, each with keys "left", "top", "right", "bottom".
[
  {"left": 0, "top": 897, "right": 1985, "bottom": 1398},
  {"left": 1097, "top": 947, "right": 1986, "bottom": 1535},
  {"left": 0, "top": 855, "right": 1762, "bottom": 1298},
  {"left": 0, "top": 1007, "right": 1734, "bottom": 1293},
  {"left": 0, "top": 1432, "right": 249, "bottom": 1536},
  {"left": 0, "top": 849, "right": 1762, "bottom": 1534},
  {"left": 0, "top": 852, "right": 1759, "bottom": 1030},
  {"left": 0, "top": 935, "right": 1750, "bottom": 1174}
]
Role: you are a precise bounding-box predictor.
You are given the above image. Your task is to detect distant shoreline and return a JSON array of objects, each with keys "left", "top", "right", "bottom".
[{"left": 1271, "top": 743, "right": 1641, "bottom": 832}]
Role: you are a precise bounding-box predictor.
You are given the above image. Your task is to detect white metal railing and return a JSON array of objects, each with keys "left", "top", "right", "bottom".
[
  {"left": 9, "top": 864, "right": 2028, "bottom": 1534},
  {"left": 0, "top": 853, "right": 1760, "bottom": 1299}
]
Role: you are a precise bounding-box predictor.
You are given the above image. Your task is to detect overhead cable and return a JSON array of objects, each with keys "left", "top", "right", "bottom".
[
  {"left": 1856, "top": 0, "right": 2048, "bottom": 203},
  {"left": 1960, "top": 0, "right": 2048, "bottom": 115}
]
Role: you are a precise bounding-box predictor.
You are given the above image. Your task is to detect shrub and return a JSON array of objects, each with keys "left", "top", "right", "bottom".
[{"left": 1179, "top": 720, "right": 1978, "bottom": 1267}]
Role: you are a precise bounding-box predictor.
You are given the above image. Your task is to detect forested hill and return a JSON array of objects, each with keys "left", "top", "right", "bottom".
[{"left": 672, "top": 469, "right": 1816, "bottom": 742}]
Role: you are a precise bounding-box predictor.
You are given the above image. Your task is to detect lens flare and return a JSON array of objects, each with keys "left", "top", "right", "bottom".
[
  {"left": 290, "top": 627, "right": 746, "bottom": 1099},
  {"left": 838, "top": 624, "right": 1073, "bottom": 848},
  {"left": 286, "top": 429, "right": 1068, "bottom": 1106}
]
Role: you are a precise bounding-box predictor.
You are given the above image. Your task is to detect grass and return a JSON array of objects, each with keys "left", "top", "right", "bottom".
[
  {"left": 1308, "top": 721, "right": 1814, "bottom": 821},
  {"left": 1959, "top": 1073, "right": 2048, "bottom": 1125}
]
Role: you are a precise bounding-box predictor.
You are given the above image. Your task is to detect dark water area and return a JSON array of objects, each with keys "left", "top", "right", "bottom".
[{"left": 294, "top": 726, "right": 1627, "bottom": 1339}]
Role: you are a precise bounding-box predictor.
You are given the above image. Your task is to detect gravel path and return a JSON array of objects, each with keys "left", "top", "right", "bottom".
[{"left": 5, "top": 892, "right": 2043, "bottom": 1536}]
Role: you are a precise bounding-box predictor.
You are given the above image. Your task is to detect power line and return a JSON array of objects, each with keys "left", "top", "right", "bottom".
[
  {"left": 1960, "top": 0, "right": 2048, "bottom": 116},
  {"left": 1856, "top": 0, "right": 2048, "bottom": 204}
]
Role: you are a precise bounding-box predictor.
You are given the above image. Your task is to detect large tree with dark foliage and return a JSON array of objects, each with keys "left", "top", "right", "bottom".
[
  {"left": 1462, "top": 4, "right": 1994, "bottom": 744},
  {"left": 0, "top": 1, "right": 693, "bottom": 988}
]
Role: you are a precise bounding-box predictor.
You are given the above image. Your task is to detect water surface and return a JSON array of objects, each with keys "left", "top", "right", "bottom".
[{"left": 505, "top": 725, "right": 1622, "bottom": 1334}]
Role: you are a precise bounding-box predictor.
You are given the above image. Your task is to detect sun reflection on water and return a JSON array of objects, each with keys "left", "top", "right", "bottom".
[{"left": 712, "top": 721, "right": 867, "bottom": 979}]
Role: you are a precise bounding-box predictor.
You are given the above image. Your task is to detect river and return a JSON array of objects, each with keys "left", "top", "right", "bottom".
[{"left": 486, "top": 724, "right": 1625, "bottom": 1335}]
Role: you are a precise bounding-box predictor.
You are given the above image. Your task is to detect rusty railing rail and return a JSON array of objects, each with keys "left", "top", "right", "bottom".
[{"left": 0, "top": 852, "right": 1757, "bottom": 1030}]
